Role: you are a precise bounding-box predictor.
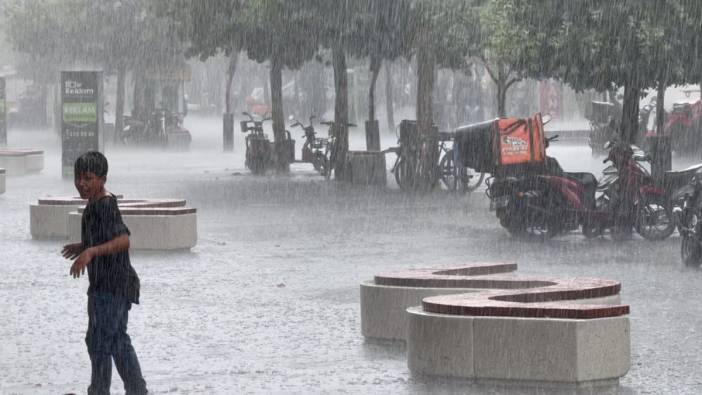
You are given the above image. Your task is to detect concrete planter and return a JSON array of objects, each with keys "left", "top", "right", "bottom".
[
  {"left": 30, "top": 197, "right": 197, "bottom": 250},
  {"left": 407, "top": 308, "right": 630, "bottom": 384},
  {"left": 361, "top": 263, "right": 630, "bottom": 385},
  {"left": 361, "top": 263, "right": 518, "bottom": 341},
  {"left": 0, "top": 149, "right": 44, "bottom": 176},
  {"left": 68, "top": 207, "right": 197, "bottom": 250}
]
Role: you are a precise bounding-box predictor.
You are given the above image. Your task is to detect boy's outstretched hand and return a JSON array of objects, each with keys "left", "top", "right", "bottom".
[
  {"left": 61, "top": 243, "right": 83, "bottom": 260},
  {"left": 69, "top": 249, "right": 94, "bottom": 278}
]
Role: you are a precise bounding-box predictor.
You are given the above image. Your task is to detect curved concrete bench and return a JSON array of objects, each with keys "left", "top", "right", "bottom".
[
  {"left": 0, "top": 149, "right": 44, "bottom": 175},
  {"left": 401, "top": 268, "right": 629, "bottom": 385},
  {"left": 29, "top": 195, "right": 138, "bottom": 239},
  {"left": 30, "top": 197, "right": 196, "bottom": 251},
  {"left": 0, "top": 168, "right": 5, "bottom": 194},
  {"left": 67, "top": 205, "right": 197, "bottom": 250},
  {"left": 361, "top": 262, "right": 519, "bottom": 340}
]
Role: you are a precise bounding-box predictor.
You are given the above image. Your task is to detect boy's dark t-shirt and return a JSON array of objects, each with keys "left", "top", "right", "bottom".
[{"left": 82, "top": 194, "right": 140, "bottom": 304}]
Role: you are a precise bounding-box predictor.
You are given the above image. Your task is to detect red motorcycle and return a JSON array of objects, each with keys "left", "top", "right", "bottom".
[{"left": 488, "top": 140, "right": 676, "bottom": 240}]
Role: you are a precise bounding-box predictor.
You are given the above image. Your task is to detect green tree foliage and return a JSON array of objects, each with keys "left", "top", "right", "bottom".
[
  {"left": 552, "top": 0, "right": 702, "bottom": 144},
  {"left": 474, "top": 0, "right": 561, "bottom": 117}
]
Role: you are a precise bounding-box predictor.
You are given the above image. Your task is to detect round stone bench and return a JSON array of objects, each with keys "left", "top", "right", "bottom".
[
  {"left": 408, "top": 273, "right": 629, "bottom": 385},
  {"left": 0, "top": 149, "right": 44, "bottom": 176},
  {"left": 30, "top": 196, "right": 166, "bottom": 239},
  {"left": 362, "top": 263, "right": 630, "bottom": 385},
  {"left": 67, "top": 206, "right": 197, "bottom": 250},
  {"left": 30, "top": 197, "right": 196, "bottom": 250},
  {"left": 0, "top": 168, "right": 5, "bottom": 194},
  {"left": 361, "top": 262, "right": 519, "bottom": 340}
]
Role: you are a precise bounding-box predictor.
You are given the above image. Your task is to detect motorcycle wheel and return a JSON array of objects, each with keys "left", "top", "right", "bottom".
[
  {"left": 503, "top": 205, "right": 559, "bottom": 241},
  {"left": 582, "top": 222, "right": 602, "bottom": 238},
  {"left": 681, "top": 234, "right": 702, "bottom": 267},
  {"left": 635, "top": 195, "right": 675, "bottom": 240}
]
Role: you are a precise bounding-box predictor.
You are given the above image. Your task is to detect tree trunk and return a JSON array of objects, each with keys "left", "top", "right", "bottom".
[
  {"left": 656, "top": 81, "right": 666, "bottom": 137},
  {"left": 368, "top": 56, "right": 381, "bottom": 122},
  {"left": 385, "top": 62, "right": 395, "bottom": 131},
  {"left": 620, "top": 83, "right": 641, "bottom": 145},
  {"left": 311, "top": 61, "right": 326, "bottom": 117},
  {"left": 651, "top": 80, "right": 671, "bottom": 184},
  {"left": 496, "top": 73, "right": 507, "bottom": 118},
  {"left": 332, "top": 46, "right": 349, "bottom": 180},
  {"left": 261, "top": 66, "right": 271, "bottom": 110},
  {"left": 415, "top": 45, "right": 438, "bottom": 192},
  {"left": 293, "top": 72, "right": 301, "bottom": 117},
  {"left": 270, "top": 58, "right": 289, "bottom": 173},
  {"left": 115, "top": 64, "right": 126, "bottom": 144},
  {"left": 225, "top": 53, "right": 238, "bottom": 114},
  {"left": 365, "top": 56, "right": 382, "bottom": 151},
  {"left": 132, "top": 70, "right": 143, "bottom": 119}
]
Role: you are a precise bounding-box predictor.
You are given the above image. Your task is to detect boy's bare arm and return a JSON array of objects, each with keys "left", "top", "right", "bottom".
[{"left": 70, "top": 234, "right": 130, "bottom": 278}]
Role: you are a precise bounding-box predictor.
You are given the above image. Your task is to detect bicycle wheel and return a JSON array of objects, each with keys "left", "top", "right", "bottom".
[
  {"left": 394, "top": 157, "right": 412, "bottom": 190},
  {"left": 438, "top": 152, "right": 458, "bottom": 191}
]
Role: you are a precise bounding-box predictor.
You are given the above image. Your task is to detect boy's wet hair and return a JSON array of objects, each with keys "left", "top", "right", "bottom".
[{"left": 74, "top": 151, "right": 108, "bottom": 177}]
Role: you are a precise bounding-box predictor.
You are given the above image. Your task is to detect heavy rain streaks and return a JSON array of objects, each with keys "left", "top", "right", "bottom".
[{"left": 1, "top": 1, "right": 702, "bottom": 394}]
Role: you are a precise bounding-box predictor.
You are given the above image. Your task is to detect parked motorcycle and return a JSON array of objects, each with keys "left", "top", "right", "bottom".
[
  {"left": 488, "top": 139, "right": 675, "bottom": 240},
  {"left": 290, "top": 116, "right": 329, "bottom": 176}
]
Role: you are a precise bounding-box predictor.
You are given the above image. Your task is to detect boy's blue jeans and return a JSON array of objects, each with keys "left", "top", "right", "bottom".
[{"left": 86, "top": 292, "right": 147, "bottom": 395}]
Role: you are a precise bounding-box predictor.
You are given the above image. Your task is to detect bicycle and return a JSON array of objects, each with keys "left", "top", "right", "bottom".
[
  {"left": 386, "top": 131, "right": 484, "bottom": 192},
  {"left": 320, "top": 120, "right": 356, "bottom": 180}
]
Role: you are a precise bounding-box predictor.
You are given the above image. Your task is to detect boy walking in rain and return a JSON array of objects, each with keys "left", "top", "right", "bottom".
[{"left": 62, "top": 151, "right": 148, "bottom": 395}]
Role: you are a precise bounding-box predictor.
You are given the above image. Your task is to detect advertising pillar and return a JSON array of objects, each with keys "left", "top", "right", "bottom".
[
  {"left": 0, "top": 77, "right": 6, "bottom": 147},
  {"left": 61, "top": 71, "right": 103, "bottom": 178}
]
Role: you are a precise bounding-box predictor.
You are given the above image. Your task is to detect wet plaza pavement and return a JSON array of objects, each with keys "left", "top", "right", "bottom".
[{"left": 1, "top": 121, "right": 702, "bottom": 394}]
